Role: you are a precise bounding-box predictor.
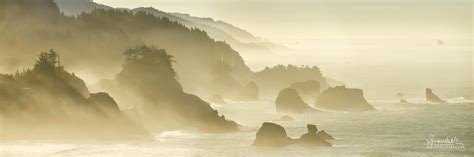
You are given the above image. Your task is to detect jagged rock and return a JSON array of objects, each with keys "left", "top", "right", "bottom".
[
  {"left": 234, "top": 82, "right": 259, "bottom": 101},
  {"left": 317, "top": 130, "right": 335, "bottom": 140},
  {"left": 289, "top": 80, "right": 320, "bottom": 103},
  {"left": 275, "top": 88, "right": 311, "bottom": 113},
  {"left": 315, "top": 86, "right": 374, "bottom": 112},
  {"left": 426, "top": 88, "right": 445, "bottom": 103},
  {"left": 297, "top": 124, "right": 332, "bottom": 147},
  {"left": 253, "top": 122, "right": 292, "bottom": 147},
  {"left": 275, "top": 115, "right": 295, "bottom": 122},
  {"left": 253, "top": 123, "right": 333, "bottom": 147}
]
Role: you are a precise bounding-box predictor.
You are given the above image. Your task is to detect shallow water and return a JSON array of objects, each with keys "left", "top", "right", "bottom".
[{"left": 1, "top": 99, "right": 473, "bottom": 157}]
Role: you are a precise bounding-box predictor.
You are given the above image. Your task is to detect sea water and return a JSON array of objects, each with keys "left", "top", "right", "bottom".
[{"left": 0, "top": 99, "right": 473, "bottom": 157}]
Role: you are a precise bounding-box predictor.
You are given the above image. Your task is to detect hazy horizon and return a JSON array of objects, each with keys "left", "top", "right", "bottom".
[{"left": 91, "top": 0, "right": 473, "bottom": 99}]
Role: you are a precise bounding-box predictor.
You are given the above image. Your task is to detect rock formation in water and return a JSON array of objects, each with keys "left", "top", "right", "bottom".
[
  {"left": 315, "top": 86, "right": 374, "bottom": 112},
  {"left": 234, "top": 82, "right": 259, "bottom": 101},
  {"left": 274, "top": 115, "right": 295, "bottom": 122},
  {"left": 0, "top": 50, "right": 147, "bottom": 140},
  {"left": 252, "top": 65, "right": 330, "bottom": 97},
  {"left": 253, "top": 123, "right": 333, "bottom": 147},
  {"left": 317, "top": 130, "right": 335, "bottom": 140},
  {"left": 289, "top": 80, "right": 320, "bottom": 103},
  {"left": 275, "top": 88, "right": 312, "bottom": 113},
  {"left": 425, "top": 88, "right": 445, "bottom": 103},
  {"left": 253, "top": 122, "right": 293, "bottom": 147},
  {"left": 99, "top": 46, "right": 239, "bottom": 133},
  {"left": 399, "top": 99, "right": 409, "bottom": 103},
  {"left": 297, "top": 124, "right": 332, "bottom": 147}
]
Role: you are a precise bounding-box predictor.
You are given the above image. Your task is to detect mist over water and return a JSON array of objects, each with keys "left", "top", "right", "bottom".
[
  {"left": 1, "top": 99, "right": 473, "bottom": 156},
  {"left": 0, "top": 0, "right": 472, "bottom": 156}
]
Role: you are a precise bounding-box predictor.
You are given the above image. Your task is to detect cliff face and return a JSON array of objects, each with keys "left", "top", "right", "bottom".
[
  {"left": 275, "top": 88, "right": 310, "bottom": 113},
  {"left": 101, "top": 46, "right": 239, "bottom": 133},
  {"left": 0, "top": 51, "right": 146, "bottom": 140},
  {"left": 0, "top": 0, "right": 252, "bottom": 97},
  {"left": 290, "top": 80, "right": 320, "bottom": 103},
  {"left": 315, "top": 86, "right": 374, "bottom": 112},
  {"left": 253, "top": 65, "right": 329, "bottom": 97}
]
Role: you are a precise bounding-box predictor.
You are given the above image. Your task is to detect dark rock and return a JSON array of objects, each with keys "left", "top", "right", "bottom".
[
  {"left": 315, "top": 86, "right": 374, "bottom": 112},
  {"left": 234, "top": 82, "right": 259, "bottom": 101},
  {"left": 289, "top": 80, "right": 320, "bottom": 103},
  {"left": 253, "top": 123, "right": 333, "bottom": 147},
  {"left": 426, "top": 88, "right": 445, "bottom": 103},
  {"left": 253, "top": 122, "right": 292, "bottom": 147},
  {"left": 317, "top": 130, "right": 335, "bottom": 140},
  {"left": 297, "top": 124, "right": 332, "bottom": 147},
  {"left": 275, "top": 88, "right": 311, "bottom": 113}
]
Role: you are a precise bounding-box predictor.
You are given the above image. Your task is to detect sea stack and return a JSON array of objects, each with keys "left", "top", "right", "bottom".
[
  {"left": 253, "top": 123, "right": 334, "bottom": 147},
  {"left": 315, "top": 86, "right": 374, "bottom": 112},
  {"left": 426, "top": 88, "right": 445, "bottom": 103},
  {"left": 297, "top": 124, "right": 332, "bottom": 147},
  {"left": 275, "top": 88, "right": 311, "bottom": 113},
  {"left": 253, "top": 122, "right": 292, "bottom": 147}
]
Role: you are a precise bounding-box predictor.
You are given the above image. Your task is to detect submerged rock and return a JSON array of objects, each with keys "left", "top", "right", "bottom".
[
  {"left": 275, "top": 88, "right": 311, "bottom": 113},
  {"left": 315, "top": 86, "right": 374, "bottom": 112},
  {"left": 399, "top": 99, "right": 409, "bottom": 103},
  {"left": 234, "top": 82, "right": 259, "bottom": 101},
  {"left": 426, "top": 88, "right": 445, "bottom": 103},
  {"left": 253, "top": 122, "right": 292, "bottom": 147},
  {"left": 289, "top": 80, "right": 320, "bottom": 103},
  {"left": 275, "top": 115, "right": 295, "bottom": 122}
]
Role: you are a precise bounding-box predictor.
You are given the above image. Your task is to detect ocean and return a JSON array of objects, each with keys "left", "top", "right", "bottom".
[{"left": 0, "top": 98, "right": 472, "bottom": 157}]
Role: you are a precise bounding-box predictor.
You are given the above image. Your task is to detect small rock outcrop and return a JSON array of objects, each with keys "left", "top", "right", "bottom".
[
  {"left": 253, "top": 122, "right": 292, "bottom": 147},
  {"left": 275, "top": 88, "right": 311, "bottom": 113},
  {"left": 234, "top": 82, "right": 259, "bottom": 101},
  {"left": 399, "top": 99, "right": 409, "bottom": 103},
  {"left": 253, "top": 123, "right": 333, "bottom": 147},
  {"left": 275, "top": 115, "right": 295, "bottom": 122},
  {"left": 315, "top": 86, "right": 375, "bottom": 112},
  {"left": 297, "top": 124, "right": 332, "bottom": 147},
  {"left": 289, "top": 80, "right": 320, "bottom": 103},
  {"left": 317, "top": 130, "right": 335, "bottom": 140},
  {"left": 426, "top": 88, "right": 445, "bottom": 103}
]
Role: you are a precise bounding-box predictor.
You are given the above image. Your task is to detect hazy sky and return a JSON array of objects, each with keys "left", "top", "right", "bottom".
[
  {"left": 93, "top": 0, "right": 472, "bottom": 99},
  {"left": 94, "top": 0, "right": 472, "bottom": 40}
]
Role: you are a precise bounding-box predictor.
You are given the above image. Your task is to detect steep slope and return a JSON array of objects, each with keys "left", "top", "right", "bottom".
[
  {"left": 99, "top": 46, "right": 239, "bottom": 133},
  {"left": 0, "top": 0, "right": 251, "bottom": 96},
  {"left": 0, "top": 50, "right": 147, "bottom": 140},
  {"left": 54, "top": 0, "right": 111, "bottom": 15}
]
